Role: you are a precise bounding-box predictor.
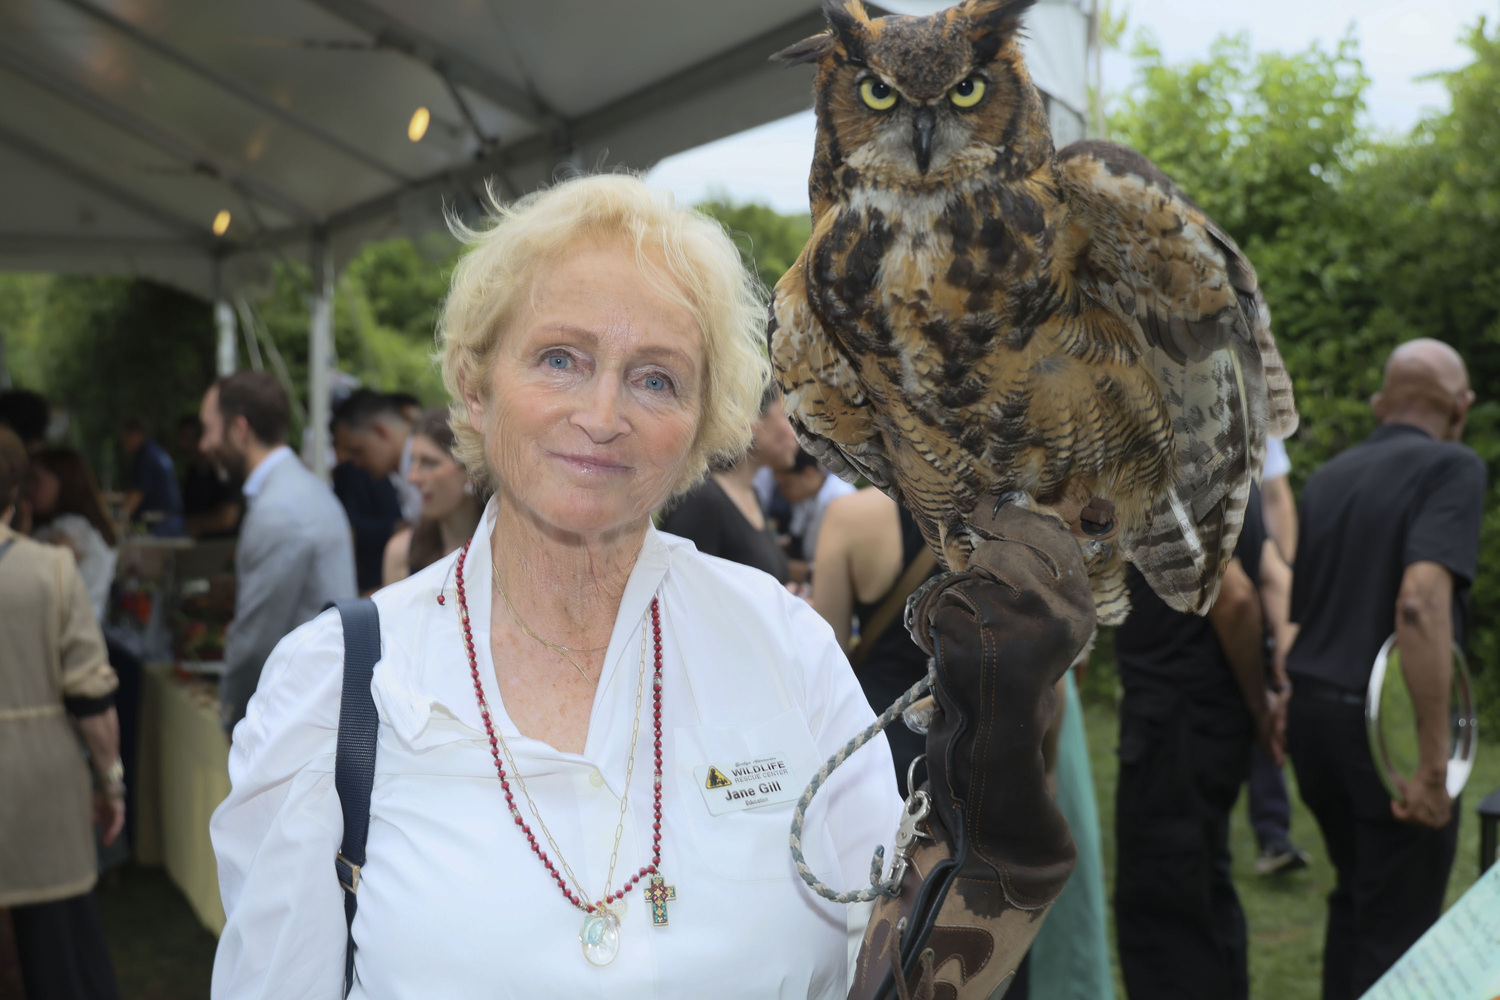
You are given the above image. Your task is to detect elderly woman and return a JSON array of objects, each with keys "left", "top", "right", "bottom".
[{"left": 210, "top": 175, "right": 903, "bottom": 998}]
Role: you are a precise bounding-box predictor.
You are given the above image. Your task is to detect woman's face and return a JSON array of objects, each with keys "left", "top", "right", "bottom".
[
  {"left": 26, "top": 465, "right": 59, "bottom": 517},
  {"left": 465, "top": 240, "right": 705, "bottom": 542},
  {"left": 747, "top": 398, "right": 800, "bottom": 473},
  {"left": 408, "top": 433, "right": 470, "bottom": 521}
]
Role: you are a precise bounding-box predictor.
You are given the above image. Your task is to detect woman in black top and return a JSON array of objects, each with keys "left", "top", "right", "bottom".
[
  {"left": 812, "top": 487, "right": 940, "bottom": 795},
  {"left": 658, "top": 392, "right": 798, "bottom": 583}
]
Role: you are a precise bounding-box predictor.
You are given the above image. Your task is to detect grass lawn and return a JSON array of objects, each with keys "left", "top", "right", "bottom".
[
  {"left": 1080, "top": 698, "right": 1500, "bottom": 999},
  {"left": 97, "top": 865, "right": 216, "bottom": 999}
]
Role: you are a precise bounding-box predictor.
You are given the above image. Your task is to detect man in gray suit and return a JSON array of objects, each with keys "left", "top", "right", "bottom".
[{"left": 199, "top": 372, "right": 356, "bottom": 730}]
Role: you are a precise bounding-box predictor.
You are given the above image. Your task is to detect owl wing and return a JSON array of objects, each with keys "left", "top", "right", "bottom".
[
  {"left": 769, "top": 247, "right": 900, "bottom": 500},
  {"left": 1056, "top": 139, "right": 1298, "bottom": 614}
]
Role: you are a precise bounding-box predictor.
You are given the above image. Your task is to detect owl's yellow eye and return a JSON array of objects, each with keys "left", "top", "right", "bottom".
[
  {"left": 949, "top": 76, "right": 986, "bottom": 108},
  {"left": 859, "top": 78, "right": 898, "bottom": 111}
]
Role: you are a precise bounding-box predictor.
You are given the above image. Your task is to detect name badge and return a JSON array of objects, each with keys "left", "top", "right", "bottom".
[{"left": 694, "top": 752, "right": 800, "bottom": 816}]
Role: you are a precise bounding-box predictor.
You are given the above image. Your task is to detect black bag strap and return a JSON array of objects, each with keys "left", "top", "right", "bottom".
[{"left": 330, "top": 598, "right": 381, "bottom": 999}]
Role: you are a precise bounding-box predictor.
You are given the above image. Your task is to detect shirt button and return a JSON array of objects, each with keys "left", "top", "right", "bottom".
[{"left": 589, "top": 768, "right": 605, "bottom": 788}]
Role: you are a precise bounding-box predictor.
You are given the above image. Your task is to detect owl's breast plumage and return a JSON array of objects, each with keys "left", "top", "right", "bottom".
[{"left": 800, "top": 176, "right": 1171, "bottom": 550}]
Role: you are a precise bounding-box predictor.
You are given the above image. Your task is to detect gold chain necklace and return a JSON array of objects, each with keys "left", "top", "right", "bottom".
[
  {"left": 492, "top": 563, "right": 611, "bottom": 682},
  {"left": 477, "top": 604, "right": 654, "bottom": 966}
]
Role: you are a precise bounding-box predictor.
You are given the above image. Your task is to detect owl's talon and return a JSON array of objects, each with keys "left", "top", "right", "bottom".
[
  {"left": 904, "top": 571, "right": 954, "bottom": 638},
  {"left": 992, "top": 490, "right": 1033, "bottom": 517},
  {"left": 902, "top": 692, "right": 938, "bottom": 735}
]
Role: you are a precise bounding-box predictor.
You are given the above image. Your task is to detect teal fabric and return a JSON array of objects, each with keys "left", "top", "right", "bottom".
[{"left": 1028, "top": 672, "right": 1116, "bottom": 999}]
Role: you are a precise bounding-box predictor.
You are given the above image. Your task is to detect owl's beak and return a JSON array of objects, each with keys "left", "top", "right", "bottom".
[{"left": 912, "top": 106, "right": 936, "bottom": 174}]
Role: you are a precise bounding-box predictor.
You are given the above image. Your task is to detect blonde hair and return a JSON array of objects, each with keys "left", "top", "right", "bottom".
[{"left": 438, "top": 173, "right": 772, "bottom": 498}]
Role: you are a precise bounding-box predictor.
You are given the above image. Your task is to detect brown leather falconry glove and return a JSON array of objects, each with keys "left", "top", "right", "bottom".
[{"left": 849, "top": 496, "right": 1094, "bottom": 1000}]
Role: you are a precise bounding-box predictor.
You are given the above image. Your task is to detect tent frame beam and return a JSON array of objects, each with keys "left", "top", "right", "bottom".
[
  {"left": 54, "top": 0, "right": 413, "bottom": 185},
  {"left": 0, "top": 44, "right": 319, "bottom": 224},
  {"left": 304, "top": 0, "right": 557, "bottom": 128},
  {"left": 228, "top": 7, "right": 830, "bottom": 256},
  {"left": 0, "top": 122, "right": 214, "bottom": 246},
  {"left": 0, "top": 234, "right": 210, "bottom": 256}
]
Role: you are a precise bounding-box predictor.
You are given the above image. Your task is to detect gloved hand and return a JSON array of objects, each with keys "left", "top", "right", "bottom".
[{"left": 849, "top": 495, "right": 1094, "bottom": 1000}]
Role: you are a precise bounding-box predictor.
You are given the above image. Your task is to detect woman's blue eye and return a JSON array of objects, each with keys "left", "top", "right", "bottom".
[
  {"left": 547, "top": 354, "right": 570, "bottom": 370},
  {"left": 644, "top": 375, "right": 667, "bottom": 392}
]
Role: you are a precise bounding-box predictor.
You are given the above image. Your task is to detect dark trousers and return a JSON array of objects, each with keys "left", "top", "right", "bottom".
[
  {"left": 10, "top": 892, "right": 120, "bottom": 1000},
  {"left": 1114, "top": 702, "right": 1252, "bottom": 1000},
  {"left": 1287, "top": 683, "right": 1459, "bottom": 1000},
  {"left": 1248, "top": 745, "right": 1292, "bottom": 846}
]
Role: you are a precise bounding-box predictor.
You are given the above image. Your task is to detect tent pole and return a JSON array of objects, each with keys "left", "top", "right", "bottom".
[
  {"left": 1088, "top": 0, "right": 1104, "bottom": 140},
  {"left": 213, "top": 257, "right": 237, "bottom": 377},
  {"left": 214, "top": 300, "right": 237, "bottom": 377},
  {"left": 308, "top": 239, "right": 334, "bottom": 482}
]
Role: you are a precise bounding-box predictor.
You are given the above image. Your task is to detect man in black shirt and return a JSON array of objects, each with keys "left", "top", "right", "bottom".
[
  {"left": 121, "top": 417, "right": 185, "bottom": 536},
  {"left": 1113, "top": 486, "right": 1285, "bottom": 1000},
  {"left": 331, "top": 459, "right": 403, "bottom": 594},
  {"left": 1286, "top": 339, "right": 1485, "bottom": 1000}
]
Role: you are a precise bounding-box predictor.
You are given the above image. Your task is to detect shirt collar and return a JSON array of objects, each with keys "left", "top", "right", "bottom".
[
  {"left": 399, "top": 434, "right": 414, "bottom": 478},
  {"left": 458, "top": 497, "right": 673, "bottom": 766},
  {"left": 242, "top": 445, "right": 294, "bottom": 499},
  {"left": 1368, "top": 422, "right": 1435, "bottom": 445}
]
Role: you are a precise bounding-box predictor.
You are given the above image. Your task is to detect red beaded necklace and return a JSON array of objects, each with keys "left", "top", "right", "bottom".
[{"left": 453, "top": 539, "right": 664, "bottom": 918}]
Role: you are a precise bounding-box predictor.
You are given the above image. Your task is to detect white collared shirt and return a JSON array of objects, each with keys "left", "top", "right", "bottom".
[
  {"left": 210, "top": 502, "right": 901, "bottom": 999},
  {"left": 1263, "top": 435, "right": 1290, "bottom": 481},
  {"left": 241, "top": 445, "right": 293, "bottom": 501}
]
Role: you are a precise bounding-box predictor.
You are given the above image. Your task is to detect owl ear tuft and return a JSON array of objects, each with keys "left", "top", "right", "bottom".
[
  {"left": 770, "top": 31, "right": 835, "bottom": 66},
  {"left": 824, "top": 0, "right": 873, "bottom": 64},
  {"left": 771, "top": 1, "right": 871, "bottom": 66},
  {"left": 961, "top": 0, "right": 1037, "bottom": 63}
]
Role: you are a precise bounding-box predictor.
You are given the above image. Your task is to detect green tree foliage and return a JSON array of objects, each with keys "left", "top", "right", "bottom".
[
  {"left": 0, "top": 275, "right": 214, "bottom": 484},
  {"left": 695, "top": 199, "right": 812, "bottom": 294},
  {"left": 0, "top": 236, "right": 460, "bottom": 479},
  {"left": 1104, "top": 22, "right": 1500, "bottom": 725},
  {"left": 0, "top": 273, "right": 49, "bottom": 392},
  {"left": 249, "top": 237, "right": 456, "bottom": 420}
]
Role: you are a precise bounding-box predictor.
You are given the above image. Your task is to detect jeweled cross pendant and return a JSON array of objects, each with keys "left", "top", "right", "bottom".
[{"left": 643, "top": 873, "right": 676, "bottom": 926}]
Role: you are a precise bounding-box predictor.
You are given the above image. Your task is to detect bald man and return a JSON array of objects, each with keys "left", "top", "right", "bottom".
[{"left": 1285, "top": 339, "right": 1485, "bottom": 1000}]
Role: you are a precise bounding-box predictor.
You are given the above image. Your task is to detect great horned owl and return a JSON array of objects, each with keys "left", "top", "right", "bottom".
[{"left": 769, "top": 0, "right": 1297, "bottom": 623}]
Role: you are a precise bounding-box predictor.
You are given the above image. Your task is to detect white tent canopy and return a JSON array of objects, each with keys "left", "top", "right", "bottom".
[
  {"left": 0, "top": 0, "right": 871, "bottom": 298},
  {"left": 0, "top": 0, "right": 1093, "bottom": 470}
]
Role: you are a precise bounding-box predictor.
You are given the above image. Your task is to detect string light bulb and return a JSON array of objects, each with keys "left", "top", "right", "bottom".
[
  {"left": 212, "top": 209, "right": 231, "bottom": 236},
  {"left": 407, "top": 106, "right": 430, "bottom": 143}
]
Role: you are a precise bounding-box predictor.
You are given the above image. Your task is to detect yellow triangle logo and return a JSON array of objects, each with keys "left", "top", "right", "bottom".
[{"left": 705, "top": 766, "right": 732, "bottom": 789}]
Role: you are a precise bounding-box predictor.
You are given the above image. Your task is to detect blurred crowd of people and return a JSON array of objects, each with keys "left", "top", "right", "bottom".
[{"left": 0, "top": 333, "right": 1485, "bottom": 1000}]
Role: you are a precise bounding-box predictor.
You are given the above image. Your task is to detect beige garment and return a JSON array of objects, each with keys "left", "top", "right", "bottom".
[{"left": 0, "top": 522, "right": 118, "bottom": 906}]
